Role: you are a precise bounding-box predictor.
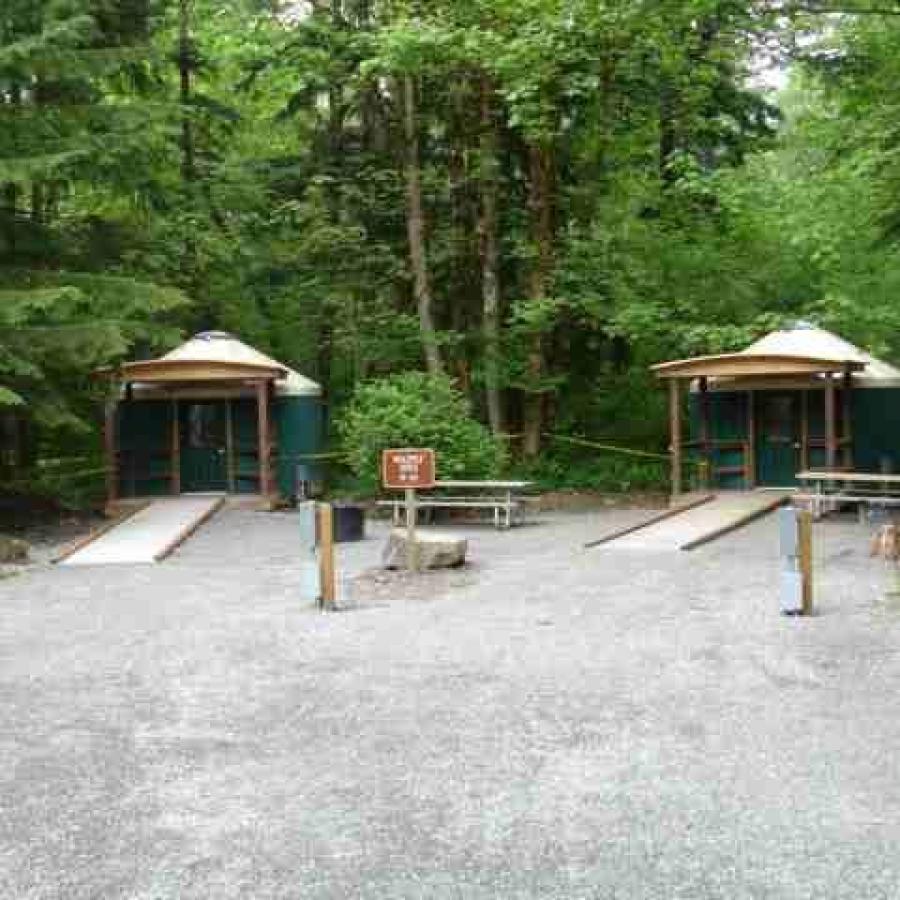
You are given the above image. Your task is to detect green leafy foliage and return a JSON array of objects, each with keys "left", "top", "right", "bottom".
[
  {"left": 337, "top": 373, "right": 506, "bottom": 493},
  {"left": 515, "top": 450, "right": 668, "bottom": 495},
  {"left": 5, "top": 0, "right": 900, "bottom": 504}
]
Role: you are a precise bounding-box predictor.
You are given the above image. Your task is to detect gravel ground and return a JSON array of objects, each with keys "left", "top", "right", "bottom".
[{"left": 2, "top": 506, "right": 900, "bottom": 899}]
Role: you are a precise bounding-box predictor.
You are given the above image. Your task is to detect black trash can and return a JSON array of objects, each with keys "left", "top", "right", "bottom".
[{"left": 332, "top": 502, "right": 365, "bottom": 543}]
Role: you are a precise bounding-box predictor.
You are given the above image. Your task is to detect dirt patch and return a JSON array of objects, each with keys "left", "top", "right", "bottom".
[
  {"left": 0, "top": 512, "right": 102, "bottom": 573},
  {"left": 348, "top": 563, "right": 480, "bottom": 608}
]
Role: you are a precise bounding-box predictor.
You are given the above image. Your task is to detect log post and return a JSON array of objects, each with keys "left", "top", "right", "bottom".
[
  {"left": 699, "top": 376, "right": 711, "bottom": 488},
  {"left": 800, "top": 390, "right": 810, "bottom": 473},
  {"left": 406, "top": 487, "right": 420, "bottom": 573},
  {"left": 225, "top": 399, "right": 236, "bottom": 493},
  {"left": 256, "top": 379, "right": 272, "bottom": 498},
  {"left": 825, "top": 378, "right": 837, "bottom": 470},
  {"left": 669, "top": 378, "right": 682, "bottom": 499},
  {"left": 746, "top": 390, "right": 756, "bottom": 488},
  {"left": 104, "top": 397, "right": 119, "bottom": 505},
  {"left": 842, "top": 368, "right": 854, "bottom": 469},
  {"left": 170, "top": 398, "right": 181, "bottom": 495}
]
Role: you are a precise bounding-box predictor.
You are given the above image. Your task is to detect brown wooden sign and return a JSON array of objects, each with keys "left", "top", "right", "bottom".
[{"left": 382, "top": 448, "right": 436, "bottom": 490}]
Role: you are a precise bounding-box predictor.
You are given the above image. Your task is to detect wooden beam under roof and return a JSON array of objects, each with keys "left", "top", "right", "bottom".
[
  {"left": 101, "top": 359, "right": 285, "bottom": 384},
  {"left": 651, "top": 352, "right": 865, "bottom": 380}
]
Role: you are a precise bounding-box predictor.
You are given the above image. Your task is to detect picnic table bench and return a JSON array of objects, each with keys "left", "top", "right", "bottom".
[
  {"left": 795, "top": 469, "right": 900, "bottom": 519},
  {"left": 377, "top": 480, "right": 535, "bottom": 530}
]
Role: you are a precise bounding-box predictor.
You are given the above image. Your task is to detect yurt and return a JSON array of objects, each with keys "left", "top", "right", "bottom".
[
  {"left": 652, "top": 323, "right": 900, "bottom": 492},
  {"left": 98, "top": 332, "right": 324, "bottom": 502}
]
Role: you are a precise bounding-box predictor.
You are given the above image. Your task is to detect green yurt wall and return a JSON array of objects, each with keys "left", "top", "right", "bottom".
[
  {"left": 851, "top": 388, "right": 900, "bottom": 474},
  {"left": 275, "top": 396, "right": 326, "bottom": 498},
  {"left": 117, "top": 400, "right": 173, "bottom": 497}
]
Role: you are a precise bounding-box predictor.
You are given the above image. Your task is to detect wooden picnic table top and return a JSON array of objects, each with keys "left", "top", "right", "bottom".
[
  {"left": 796, "top": 470, "right": 900, "bottom": 485},
  {"left": 432, "top": 480, "right": 534, "bottom": 490}
]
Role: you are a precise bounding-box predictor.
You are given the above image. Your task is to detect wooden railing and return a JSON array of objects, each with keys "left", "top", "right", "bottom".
[{"left": 683, "top": 439, "right": 752, "bottom": 488}]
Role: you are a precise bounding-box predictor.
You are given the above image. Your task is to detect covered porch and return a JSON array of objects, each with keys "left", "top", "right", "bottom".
[
  {"left": 652, "top": 351, "right": 864, "bottom": 497},
  {"left": 101, "top": 356, "right": 281, "bottom": 503},
  {"left": 97, "top": 331, "right": 324, "bottom": 505}
]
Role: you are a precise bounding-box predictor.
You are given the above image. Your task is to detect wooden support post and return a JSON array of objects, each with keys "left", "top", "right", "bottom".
[
  {"left": 225, "top": 399, "right": 236, "bottom": 493},
  {"left": 406, "top": 487, "right": 420, "bottom": 572},
  {"left": 317, "top": 502, "right": 336, "bottom": 610},
  {"left": 170, "top": 398, "right": 180, "bottom": 496},
  {"left": 746, "top": 390, "right": 756, "bottom": 488},
  {"left": 800, "top": 390, "right": 809, "bottom": 473},
  {"left": 256, "top": 379, "right": 272, "bottom": 498},
  {"left": 825, "top": 378, "right": 837, "bottom": 470},
  {"left": 669, "top": 378, "right": 682, "bottom": 499},
  {"left": 798, "top": 508, "right": 813, "bottom": 616},
  {"left": 699, "top": 376, "right": 711, "bottom": 489},
  {"left": 842, "top": 368, "right": 854, "bottom": 469},
  {"left": 104, "top": 398, "right": 119, "bottom": 504}
]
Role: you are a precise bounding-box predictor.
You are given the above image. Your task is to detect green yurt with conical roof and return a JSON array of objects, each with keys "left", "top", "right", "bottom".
[{"left": 100, "top": 332, "right": 324, "bottom": 501}]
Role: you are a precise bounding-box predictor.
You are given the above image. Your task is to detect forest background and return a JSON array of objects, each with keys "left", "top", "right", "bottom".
[{"left": 3, "top": 0, "right": 900, "bottom": 503}]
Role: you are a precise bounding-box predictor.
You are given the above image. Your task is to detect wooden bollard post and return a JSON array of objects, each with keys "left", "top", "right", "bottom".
[
  {"left": 405, "top": 487, "right": 420, "bottom": 573},
  {"left": 317, "top": 502, "right": 336, "bottom": 610},
  {"left": 798, "top": 508, "right": 813, "bottom": 616}
]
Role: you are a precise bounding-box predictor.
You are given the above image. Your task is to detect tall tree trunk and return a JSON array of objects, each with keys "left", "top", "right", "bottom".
[
  {"left": 178, "top": 0, "right": 195, "bottom": 184},
  {"left": 402, "top": 74, "right": 444, "bottom": 377},
  {"left": 521, "top": 142, "right": 554, "bottom": 459},
  {"left": 315, "top": 0, "right": 343, "bottom": 399},
  {"left": 479, "top": 78, "right": 504, "bottom": 437},
  {"left": 2, "top": 184, "right": 17, "bottom": 257},
  {"left": 2, "top": 84, "right": 22, "bottom": 257},
  {"left": 659, "top": 78, "right": 677, "bottom": 190}
]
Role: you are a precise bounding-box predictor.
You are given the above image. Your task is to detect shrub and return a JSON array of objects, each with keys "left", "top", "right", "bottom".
[
  {"left": 336, "top": 372, "right": 505, "bottom": 493},
  {"left": 511, "top": 440, "right": 669, "bottom": 493}
]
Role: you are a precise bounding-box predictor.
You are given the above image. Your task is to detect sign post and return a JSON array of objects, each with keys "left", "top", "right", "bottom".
[
  {"left": 405, "top": 487, "right": 419, "bottom": 572},
  {"left": 382, "top": 449, "right": 436, "bottom": 573}
]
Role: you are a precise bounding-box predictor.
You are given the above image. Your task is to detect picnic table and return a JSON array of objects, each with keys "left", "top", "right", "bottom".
[
  {"left": 795, "top": 469, "right": 900, "bottom": 519},
  {"left": 377, "top": 479, "right": 535, "bottom": 530}
]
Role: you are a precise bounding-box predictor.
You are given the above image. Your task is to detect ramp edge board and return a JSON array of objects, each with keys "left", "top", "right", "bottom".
[
  {"left": 680, "top": 492, "right": 791, "bottom": 551},
  {"left": 59, "top": 495, "right": 226, "bottom": 567},
  {"left": 154, "top": 496, "right": 226, "bottom": 561},
  {"left": 584, "top": 493, "right": 717, "bottom": 549},
  {"left": 52, "top": 502, "right": 152, "bottom": 564}
]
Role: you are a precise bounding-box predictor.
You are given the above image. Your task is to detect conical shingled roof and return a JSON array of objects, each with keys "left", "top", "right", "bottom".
[
  {"left": 742, "top": 323, "right": 900, "bottom": 387},
  {"left": 161, "top": 331, "right": 321, "bottom": 396}
]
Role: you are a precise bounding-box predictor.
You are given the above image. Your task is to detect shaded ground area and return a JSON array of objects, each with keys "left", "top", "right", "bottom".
[{"left": 2, "top": 507, "right": 900, "bottom": 899}]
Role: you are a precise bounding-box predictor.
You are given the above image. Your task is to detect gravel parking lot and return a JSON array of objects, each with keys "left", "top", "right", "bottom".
[{"left": 2, "top": 507, "right": 900, "bottom": 899}]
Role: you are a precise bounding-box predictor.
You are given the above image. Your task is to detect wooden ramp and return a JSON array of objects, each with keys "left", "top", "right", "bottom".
[
  {"left": 59, "top": 495, "right": 224, "bottom": 566},
  {"left": 596, "top": 491, "right": 791, "bottom": 552}
]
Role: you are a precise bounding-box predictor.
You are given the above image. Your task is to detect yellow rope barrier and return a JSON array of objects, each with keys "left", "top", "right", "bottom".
[
  {"left": 542, "top": 432, "right": 706, "bottom": 472},
  {"left": 543, "top": 433, "right": 670, "bottom": 462}
]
